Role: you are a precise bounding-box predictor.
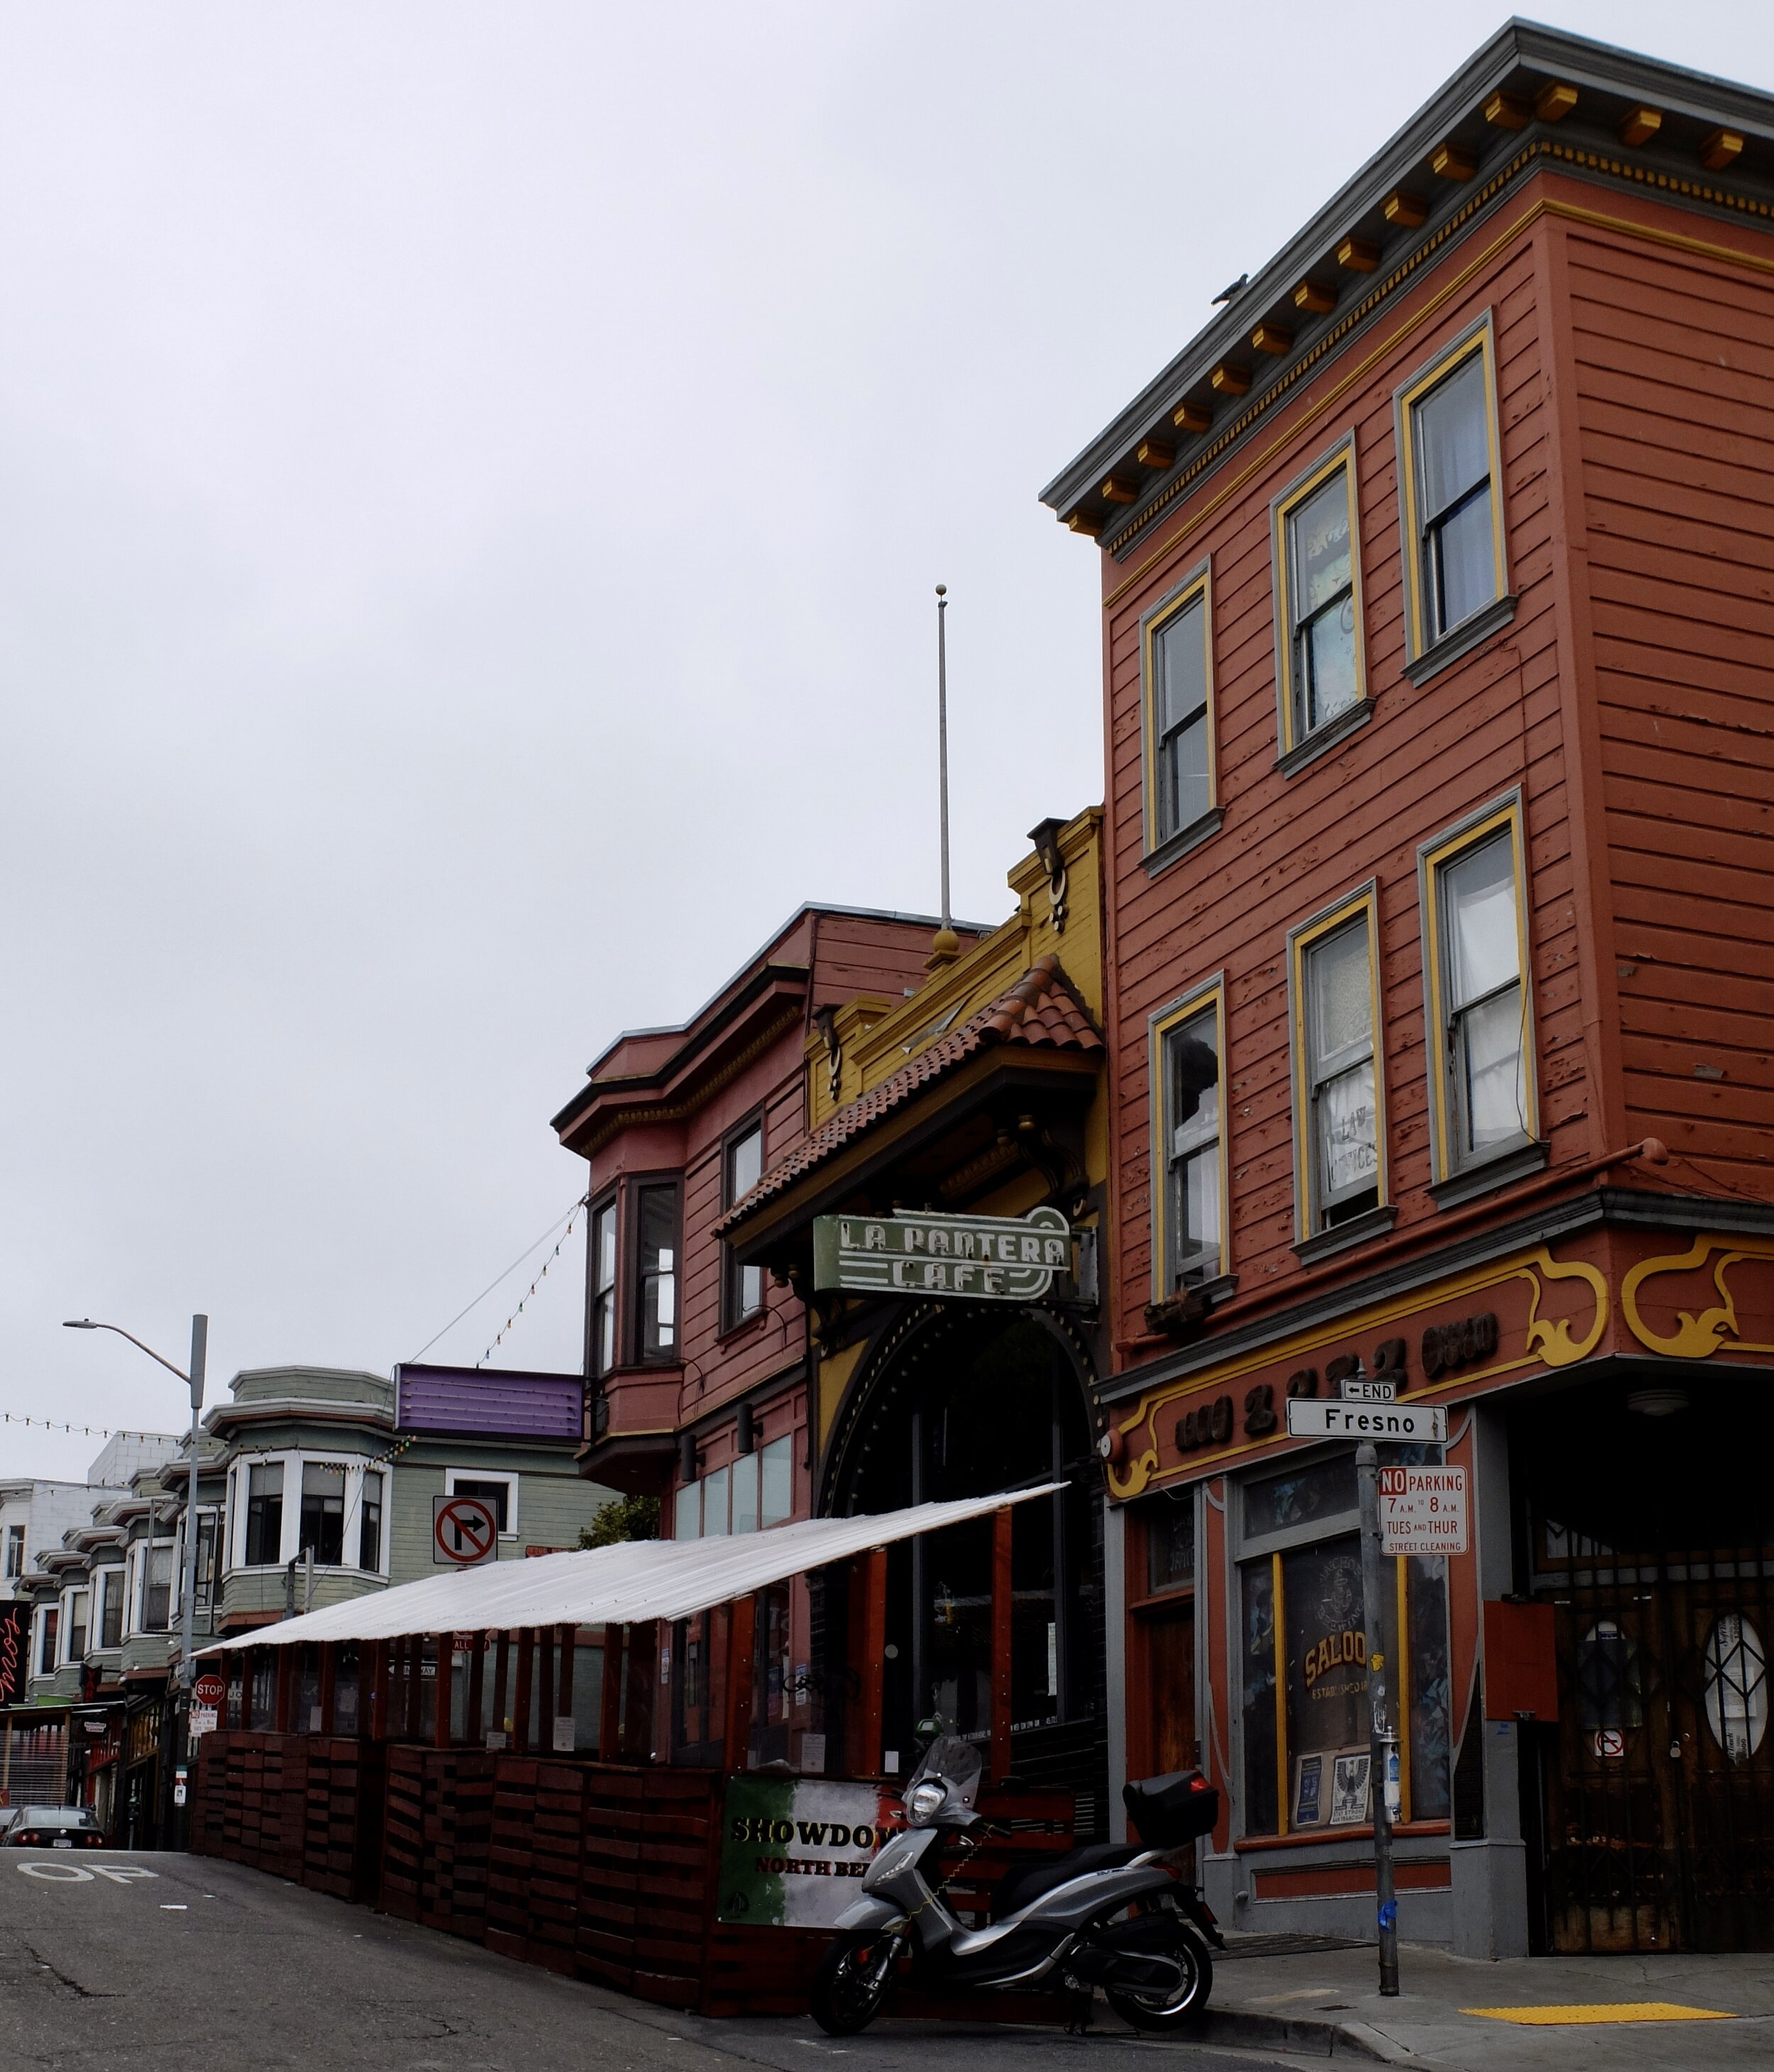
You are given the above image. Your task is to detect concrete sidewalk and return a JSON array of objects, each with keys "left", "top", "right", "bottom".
[{"left": 1201, "top": 1935, "right": 1774, "bottom": 2066}]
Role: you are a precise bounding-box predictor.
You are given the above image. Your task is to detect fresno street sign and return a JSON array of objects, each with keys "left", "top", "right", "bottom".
[{"left": 812, "top": 1206, "right": 1071, "bottom": 1301}]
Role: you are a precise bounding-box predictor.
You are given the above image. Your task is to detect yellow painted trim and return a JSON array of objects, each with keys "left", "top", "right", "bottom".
[
  {"left": 1421, "top": 801, "right": 1537, "bottom": 1177},
  {"left": 1141, "top": 570, "right": 1218, "bottom": 854},
  {"left": 1396, "top": 327, "right": 1508, "bottom": 659},
  {"left": 1289, "top": 888, "right": 1387, "bottom": 1241},
  {"left": 1105, "top": 1243, "right": 1608, "bottom": 1499},
  {"left": 1621, "top": 1235, "right": 1774, "bottom": 1358},
  {"left": 1394, "top": 1554, "right": 1412, "bottom": 1827},
  {"left": 1150, "top": 983, "right": 1230, "bottom": 1301},
  {"left": 1272, "top": 1550, "right": 1289, "bottom": 1836},
  {"left": 1272, "top": 448, "right": 1367, "bottom": 756}
]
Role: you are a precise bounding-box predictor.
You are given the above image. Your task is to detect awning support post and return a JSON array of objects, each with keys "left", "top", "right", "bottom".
[
  {"left": 556, "top": 1626, "right": 575, "bottom": 1751},
  {"left": 492, "top": 1632, "right": 511, "bottom": 1743},
  {"left": 600, "top": 1627, "right": 623, "bottom": 1759},
  {"left": 466, "top": 1634, "right": 485, "bottom": 1746},
  {"left": 319, "top": 1643, "right": 337, "bottom": 1736},
  {"left": 274, "top": 1646, "right": 294, "bottom": 1736},
  {"left": 723, "top": 1596, "right": 757, "bottom": 1773},
  {"left": 434, "top": 1636, "right": 453, "bottom": 1749},
  {"left": 405, "top": 1636, "right": 424, "bottom": 1742},
  {"left": 538, "top": 1626, "right": 556, "bottom": 1751},
  {"left": 991, "top": 1505, "right": 1014, "bottom": 1787},
  {"left": 859, "top": 1550, "right": 887, "bottom": 1776},
  {"left": 514, "top": 1629, "right": 535, "bottom": 1752}
]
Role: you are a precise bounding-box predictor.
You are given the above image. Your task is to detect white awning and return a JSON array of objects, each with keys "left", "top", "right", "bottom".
[{"left": 206, "top": 1483, "right": 1065, "bottom": 1651}]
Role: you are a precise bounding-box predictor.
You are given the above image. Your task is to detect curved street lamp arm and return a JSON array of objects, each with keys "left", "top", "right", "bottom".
[{"left": 63, "top": 1318, "right": 190, "bottom": 1387}]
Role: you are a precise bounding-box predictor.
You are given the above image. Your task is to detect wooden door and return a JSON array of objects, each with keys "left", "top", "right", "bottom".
[{"left": 1145, "top": 1604, "right": 1197, "bottom": 1777}]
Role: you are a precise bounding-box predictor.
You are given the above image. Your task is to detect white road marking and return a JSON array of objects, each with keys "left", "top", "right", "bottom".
[
  {"left": 95, "top": 1867, "right": 158, "bottom": 1885},
  {"left": 17, "top": 1863, "right": 93, "bottom": 1881}
]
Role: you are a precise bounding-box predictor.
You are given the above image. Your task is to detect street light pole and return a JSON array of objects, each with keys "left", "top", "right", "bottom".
[{"left": 62, "top": 1316, "right": 208, "bottom": 1692}]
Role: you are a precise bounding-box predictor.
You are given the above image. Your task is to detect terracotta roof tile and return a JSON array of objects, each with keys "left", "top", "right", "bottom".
[{"left": 717, "top": 955, "right": 1099, "bottom": 1233}]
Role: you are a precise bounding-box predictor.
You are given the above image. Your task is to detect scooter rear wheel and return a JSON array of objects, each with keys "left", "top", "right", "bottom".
[
  {"left": 810, "top": 1932, "right": 898, "bottom": 2036},
  {"left": 1103, "top": 1927, "right": 1212, "bottom": 2032}
]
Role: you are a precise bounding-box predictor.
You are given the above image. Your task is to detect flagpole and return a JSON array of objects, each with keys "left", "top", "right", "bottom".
[{"left": 936, "top": 584, "right": 952, "bottom": 933}]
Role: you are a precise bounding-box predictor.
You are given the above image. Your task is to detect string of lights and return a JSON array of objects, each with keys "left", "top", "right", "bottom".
[
  {"left": 407, "top": 1195, "right": 587, "bottom": 1365},
  {"left": 476, "top": 1202, "right": 583, "bottom": 1368},
  {"left": 0, "top": 1413, "right": 175, "bottom": 1443}
]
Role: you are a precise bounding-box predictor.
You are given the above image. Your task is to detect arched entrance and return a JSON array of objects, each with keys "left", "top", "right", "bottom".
[{"left": 824, "top": 1302, "right": 1109, "bottom": 1831}]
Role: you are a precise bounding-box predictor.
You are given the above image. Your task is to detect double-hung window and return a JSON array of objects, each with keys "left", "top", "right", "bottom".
[
  {"left": 1291, "top": 895, "right": 1384, "bottom": 1234},
  {"left": 1153, "top": 988, "right": 1225, "bottom": 1292},
  {"left": 38, "top": 1607, "right": 57, "bottom": 1676},
  {"left": 67, "top": 1588, "right": 89, "bottom": 1661},
  {"left": 1142, "top": 572, "right": 1216, "bottom": 853},
  {"left": 1421, "top": 803, "right": 1535, "bottom": 1174},
  {"left": 588, "top": 1198, "right": 617, "bottom": 1378},
  {"left": 1398, "top": 323, "right": 1506, "bottom": 658},
  {"left": 97, "top": 1569, "right": 123, "bottom": 1650},
  {"left": 4, "top": 1524, "right": 23, "bottom": 1577},
  {"left": 723, "top": 1123, "right": 765, "bottom": 1328},
  {"left": 1275, "top": 442, "right": 1364, "bottom": 753},
  {"left": 634, "top": 1183, "right": 680, "bottom": 1361},
  {"left": 244, "top": 1463, "right": 284, "bottom": 1567},
  {"left": 299, "top": 1464, "right": 346, "bottom": 1565},
  {"left": 358, "top": 1472, "right": 385, "bottom": 1572},
  {"left": 142, "top": 1545, "right": 173, "bottom": 1633}
]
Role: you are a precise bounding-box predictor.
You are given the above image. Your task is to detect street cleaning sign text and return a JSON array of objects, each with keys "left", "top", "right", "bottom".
[
  {"left": 812, "top": 1206, "right": 1071, "bottom": 1301},
  {"left": 1379, "top": 1465, "right": 1468, "bottom": 1556}
]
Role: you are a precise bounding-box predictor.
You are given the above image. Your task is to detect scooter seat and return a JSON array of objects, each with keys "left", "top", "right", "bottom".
[{"left": 991, "top": 1842, "right": 1144, "bottom": 1922}]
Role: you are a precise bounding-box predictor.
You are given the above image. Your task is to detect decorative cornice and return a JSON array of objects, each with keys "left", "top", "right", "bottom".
[{"left": 569, "top": 1006, "right": 805, "bottom": 1160}]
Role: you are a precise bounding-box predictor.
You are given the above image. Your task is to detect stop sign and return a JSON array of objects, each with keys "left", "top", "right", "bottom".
[{"left": 192, "top": 1673, "right": 225, "bottom": 1710}]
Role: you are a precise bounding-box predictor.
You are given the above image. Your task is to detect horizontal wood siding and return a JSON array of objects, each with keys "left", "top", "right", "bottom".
[
  {"left": 1566, "top": 221, "right": 1774, "bottom": 1193},
  {"left": 1102, "top": 197, "right": 1590, "bottom": 1344}
]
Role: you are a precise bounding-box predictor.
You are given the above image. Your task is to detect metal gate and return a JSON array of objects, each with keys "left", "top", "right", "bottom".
[{"left": 1523, "top": 1384, "right": 1774, "bottom": 1953}]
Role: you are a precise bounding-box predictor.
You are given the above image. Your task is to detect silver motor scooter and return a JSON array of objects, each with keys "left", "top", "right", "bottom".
[{"left": 810, "top": 1736, "right": 1222, "bottom": 2035}]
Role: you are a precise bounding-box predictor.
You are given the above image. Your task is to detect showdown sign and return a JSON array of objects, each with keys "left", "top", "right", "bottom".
[
  {"left": 812, "top": 1207, "right": 1071, "bottom": 1302},
  {"left": 717, "top": 1778, "right": 901, "bottom": 1927}
]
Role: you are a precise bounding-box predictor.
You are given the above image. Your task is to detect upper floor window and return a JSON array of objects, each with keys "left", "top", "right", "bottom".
[
  {"left": 1274, "top": 442, "right": 1364, "bottom": 754},
  {"left": 66, "top": 1587, "right": 89, "bottom": 1662},
  {"left": 723, "top": 1123, "right": 766, "bottom": 1328},
  {"left": 675, "top": 1433, "right": 795, "bottom": 1541},
  {"left": 445, "top": 1468, "right": 517, "bottom": 1539},
  {"left": 141, "top": 1544, "right": 173, "bottom": 1633},
  {"left": 1291, "top": 893, "right": 1385, "bottom": 1234},
  {"left": 4, "top": 1523, "right": 23, "bottom": 1577},
  {"left": 1398, "top": 322, "right": 1506, "bottom": 657},
  {"left": 1421, "top": 803, "right": 1536, "bottom": 1175},
  {"left": 1152, "top": 987, "right": 1225, "bottom": 1294},
  {"left": 244, "top": 1463, "right": 284, "bottom": 1567},
  {"left": 97, "top": 1567, "right": 123, "bottom": 1650},
  {"left": 359, "top": 1472, "right": 385, "bottom": 1572},
  {"left": 37, "top": 1607, "right": 57, "bottom": 1675},
  {"left": 300, "top": 1464, "right": 346, "bottom": 1565},
  {"left": 588, "top": 1198, "right": 617, "bottom": 1379},
  {"left": 1141, "top": 570, "right": 1216, "bottom": 854},
  {"left": 634, "top": 1183, "right": 680, "bottom": 1362}
]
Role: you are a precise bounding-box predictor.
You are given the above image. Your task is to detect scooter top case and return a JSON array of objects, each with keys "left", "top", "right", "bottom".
[{"left": 1123, "top": 1770, "right": 1220, "bottom": 1847}]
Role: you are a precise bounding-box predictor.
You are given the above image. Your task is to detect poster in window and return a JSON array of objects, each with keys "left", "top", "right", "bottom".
[
  {"left": 1294, "top": 1752, "right": 1323, "bottom": 1828},
  {"left": 1329, "top": 1751, "right": 1372, "bottom": 1826},
  {"left": 1283, "top": 1537, "right": 1370, "bottom": 1765}
]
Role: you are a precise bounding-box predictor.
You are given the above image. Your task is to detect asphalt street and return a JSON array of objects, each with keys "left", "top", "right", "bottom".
[{"left": 0, "top": 1851, "right": 1284, "bottom": 2072}]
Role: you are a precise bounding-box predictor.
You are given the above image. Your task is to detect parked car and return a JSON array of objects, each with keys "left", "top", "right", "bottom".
[{"left": 0, "top": 1806, "right": 106, "bottom": 1849}]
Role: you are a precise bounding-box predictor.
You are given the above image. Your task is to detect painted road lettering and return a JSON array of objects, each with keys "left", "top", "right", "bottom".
[{"left": 17, "top": 1861, "right": 159, "bottom": 1884}]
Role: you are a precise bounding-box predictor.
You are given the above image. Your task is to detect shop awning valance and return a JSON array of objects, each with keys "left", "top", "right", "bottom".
[{"left": 206, "top": 1484, "right": 1064, "bottom": 1651}]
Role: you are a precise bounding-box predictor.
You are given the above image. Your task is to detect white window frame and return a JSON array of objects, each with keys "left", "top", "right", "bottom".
[
  {"left": 1417, "top": 791, "right": 1538, "bottom": 1179},
  {"left": 92, "top": 1565, "right": 126, "bottom": 1652},
  {"left": 444, "top": 1467, "right": 519, "bottom": 1542},
  {"left": 62, "top": 1584, "right": 90, "bottom": 1665}
]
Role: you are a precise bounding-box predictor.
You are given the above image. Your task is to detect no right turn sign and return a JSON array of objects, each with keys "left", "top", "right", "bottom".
[{"left": 434, "top": 1494, "right": 499, "bottom": 1566}]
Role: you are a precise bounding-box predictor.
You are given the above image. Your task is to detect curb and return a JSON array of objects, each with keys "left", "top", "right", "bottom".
[{"left": 1194, "top": 2007, "right": 1415, "bottom": 2061}]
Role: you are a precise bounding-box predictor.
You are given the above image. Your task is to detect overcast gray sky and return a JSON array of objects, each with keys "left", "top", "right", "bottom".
[{"left": 4, "top": 2, "right": 1766, "bottom": 1478}]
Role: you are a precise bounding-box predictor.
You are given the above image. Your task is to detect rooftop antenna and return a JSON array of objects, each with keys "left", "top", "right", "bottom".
[{"left": 931, "top": 585, "right": 959, "bottom": 964}]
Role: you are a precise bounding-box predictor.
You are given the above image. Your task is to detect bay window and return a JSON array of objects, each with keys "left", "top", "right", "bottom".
[{"left": 634, "top": 1183, "right": 680, "bottom": 1362}]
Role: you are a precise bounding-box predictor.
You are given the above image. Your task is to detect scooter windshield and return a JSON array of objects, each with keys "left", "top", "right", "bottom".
[{"left": 905, "top": 1734, "right": 984, "bottom": 1811}]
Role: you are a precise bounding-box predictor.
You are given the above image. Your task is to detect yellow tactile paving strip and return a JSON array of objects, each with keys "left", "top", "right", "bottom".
[{"left": 1462, "top": 2003, "right": 1736, "bottom": 2025}]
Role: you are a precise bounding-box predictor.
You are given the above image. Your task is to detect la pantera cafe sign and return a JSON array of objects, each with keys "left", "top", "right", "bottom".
[{"left": 812, "top": 1206, "right": 1071, "bottom": 1301}]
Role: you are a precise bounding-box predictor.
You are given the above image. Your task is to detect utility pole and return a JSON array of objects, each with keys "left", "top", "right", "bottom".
[
  {"left": 935, "top": 585, "right": 952, "bottom": 934},
  {"left": 1357, "top": 1440, "right": 1401, "bottom": 1996},
  {"left": 179, "top": 1316, "right": 207, "bottom": 1701}
]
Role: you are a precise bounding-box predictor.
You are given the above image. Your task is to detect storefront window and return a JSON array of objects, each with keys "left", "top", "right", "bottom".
[
  {"left": 1240, "top": 1455, "right": 1451, "bottom": 1836},
  {"left": 1576, "top": 1618, "right": 1644, "bottom": 1732},
  {"left": 1147, "top": 1499, "right": 1194, "bottom": 1595}
]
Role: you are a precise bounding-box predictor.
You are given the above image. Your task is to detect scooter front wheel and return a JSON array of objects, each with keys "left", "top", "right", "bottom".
[
  {"left": 1103, "top": 1927, "right": 1212, "bottom": 2032},
  {"left": 810, "top": 1932, "right": 898, "bottom": 2036}
]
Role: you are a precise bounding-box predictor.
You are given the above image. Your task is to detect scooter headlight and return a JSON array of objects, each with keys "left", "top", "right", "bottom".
[{"left": 905, "top": 1781, "right": 946, "bottom": 1822}]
